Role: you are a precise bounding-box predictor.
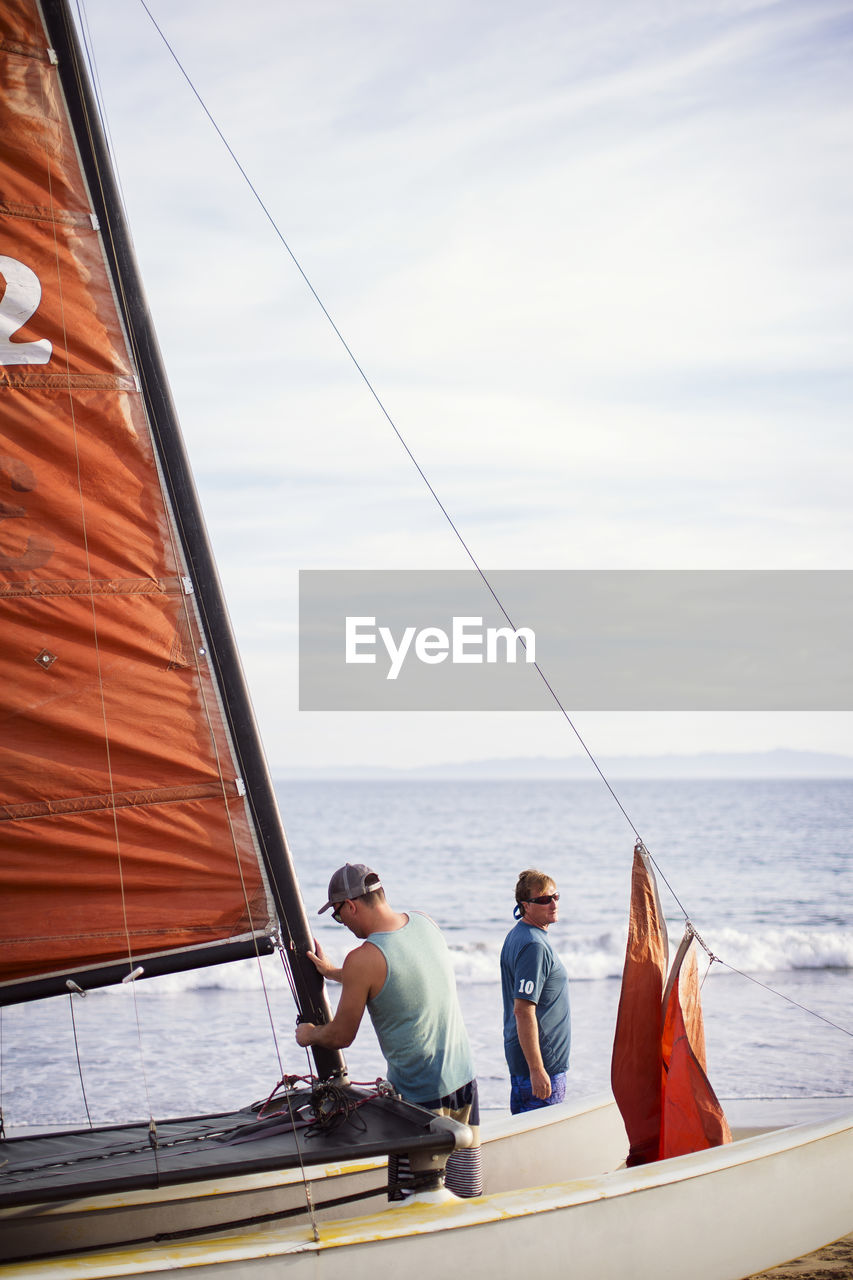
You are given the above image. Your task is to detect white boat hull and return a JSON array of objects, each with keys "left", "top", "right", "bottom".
[
  {"left": 0, "top": 1094, "right": 625, "bottom": 1261},
  {"left": 3, "top": 1097, "right": 852, "bottom": 1280}
]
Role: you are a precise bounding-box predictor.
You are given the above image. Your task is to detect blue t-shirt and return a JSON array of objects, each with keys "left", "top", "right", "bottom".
[{"left": 500, "top": 920, "right": 571, "bottom": 1078}]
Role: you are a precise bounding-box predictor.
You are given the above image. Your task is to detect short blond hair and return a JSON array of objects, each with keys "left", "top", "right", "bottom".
[{"left": 515, "top": 868, "right": 555, "bottom": 916}]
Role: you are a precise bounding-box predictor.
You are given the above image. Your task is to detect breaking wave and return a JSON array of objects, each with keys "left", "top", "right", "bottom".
[
  {"left": 447, "top": 927, "right": 853, "bottom": 984},
  {"left": 112, "top": 925, "right": 853, "bottom": 996}
]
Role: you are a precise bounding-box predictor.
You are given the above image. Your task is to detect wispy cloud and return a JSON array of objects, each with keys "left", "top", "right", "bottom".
[{"left": 83, "top": 0, "right": 853, "bottom": 764}]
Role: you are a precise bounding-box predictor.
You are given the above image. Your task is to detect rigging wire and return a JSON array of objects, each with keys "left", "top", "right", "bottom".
[
  {"left": 711, "top": 964, "right": 852, "bottom": 1040},
  {"left": 73, "top": 0, "right": 294, "bottom": 1088},
  {"left": 67, "top": 990, "right": 93, "bottom": 1128},
  {"left": 133, "top": 0, "right": 692, "bottom": 905},
  {"left": 131, "top": 2, "right": 853, "bottom": 1043},
  {"left": 73, "top": 0, "right": 129, "bottom": 214},
  {"left": 0, "top": 1009, "right": 4, "bottom": 1142},
  {"left": 262, "top": 1074, "right": 321, "bottom": 1241},
  {"left": 33, "top": 11, "right": 334, "bottom": 1228},
  {"left": 61, "top": 0, "right": 158, "bottom": 1144}
]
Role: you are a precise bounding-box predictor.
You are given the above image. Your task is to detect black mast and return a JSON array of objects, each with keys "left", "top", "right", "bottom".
[{"left": 39, "top": 0, "right": 344, "bottom": 1081}]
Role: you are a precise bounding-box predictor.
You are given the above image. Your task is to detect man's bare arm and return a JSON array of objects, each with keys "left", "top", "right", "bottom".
[
  {"left": 296, "top": 943, "right": 385, "bottom": 1050},
  {"left": 513, "top": 998, "right": 551, "bottom": 1099}
]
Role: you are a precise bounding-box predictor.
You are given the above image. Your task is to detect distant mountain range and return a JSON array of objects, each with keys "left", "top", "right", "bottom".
[{"left": 274, "top": 748, "right": 853, "bottom": 781}]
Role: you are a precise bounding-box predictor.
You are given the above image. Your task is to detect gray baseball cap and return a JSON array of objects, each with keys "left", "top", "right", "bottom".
[{"left": 318, "top": 863, "right": 382, "bottom": 913}]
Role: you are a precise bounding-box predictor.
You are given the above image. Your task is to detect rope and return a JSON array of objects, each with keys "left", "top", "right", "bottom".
[
  {"left": 73, "top": 0, "right": 294, "bottom": 1090},
  {"left": 253, "top": 1074, "right": 348, "bottom": 1242},
  {"left": 133, "top": 0, "right": 654, "bottom": 852},
  {"left": 67, "top": 989, "right": 93, "bottom": 1127},
  {"left": 122, "top": 2, "right": 845, "bottom": 1059},
  {"left": 712, "top": 963, "right": 853, "bottom": 1040},
  {"left": 55, "top": 0, "right": 158, "bottom": 1143},
  {"left": 687, "top": 918, "right": 852, "bottom": 1038},
  {"left": 684, "top": 919, "right": 721, "bottom": 965},
  {"left": 26, "top": 12, "right": 321, "bottom": 1229}
]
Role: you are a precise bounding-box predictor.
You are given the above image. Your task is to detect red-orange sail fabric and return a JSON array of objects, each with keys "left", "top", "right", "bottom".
[
  {"left": 0, "top": 0, "right": 276, "bottom": 992},
  {"left": 611, "top": 842, "right": 730, "bottom": 1164},
  {"left": 660, "top": 933, "right": 732, "bottom": 1158},
  {"left": 610, "top": 841, "right": 669, "bottom": 1166}
]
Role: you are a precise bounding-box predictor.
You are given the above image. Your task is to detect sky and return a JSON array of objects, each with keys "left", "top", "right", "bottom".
[{"left": 76, "top": 0, "right": 852, "bottom": 770}]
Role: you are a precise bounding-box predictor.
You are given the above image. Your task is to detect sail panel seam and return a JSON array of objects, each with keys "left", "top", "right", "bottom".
[
  {"left": 0, "top": 576, "right": 182, "bottom": 597},
  {"left": 0, "top": 373, "right": 137, "bottom": 389},
  {"left": 7, "top": 926, "right": 262, "bottom": 944},
  {"left": 0, "top": 780, "right": 242, "bottom": 822},
  {"left": 0, "top": 38, "right": 51, "bottom": 62},
  {"left": 0, "top": 199, "right": 94, "bottom": 226}
]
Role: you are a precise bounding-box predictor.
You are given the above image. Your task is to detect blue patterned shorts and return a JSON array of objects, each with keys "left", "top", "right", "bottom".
[{"left": 509, "top": 1071, "right": 567, "bottom": 1114}]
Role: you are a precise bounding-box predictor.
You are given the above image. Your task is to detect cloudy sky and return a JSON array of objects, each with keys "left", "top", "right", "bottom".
[{"left": 78, "top": 0, "right": 852, "bottom": 769}]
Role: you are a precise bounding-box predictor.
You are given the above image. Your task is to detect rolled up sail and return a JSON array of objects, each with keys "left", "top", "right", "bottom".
[
  {"left": 611, "top": 841, "right": 730, "bottom": 1164},
  {"left": 660, "top": 931, "right": 732, "bottom": 1159},
  {"left": 610, "top": 841, "right": 669, "bottom": 1166}
]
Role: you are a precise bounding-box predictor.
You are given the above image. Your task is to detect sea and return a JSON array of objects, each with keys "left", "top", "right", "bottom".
[{"left": 3, "top": 778, "right": 852, "bottom": 1129}]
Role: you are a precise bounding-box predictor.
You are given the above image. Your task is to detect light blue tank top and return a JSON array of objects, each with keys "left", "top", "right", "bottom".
[{"left": 366, "top": 911, "right": 474, "bottom": 1104}]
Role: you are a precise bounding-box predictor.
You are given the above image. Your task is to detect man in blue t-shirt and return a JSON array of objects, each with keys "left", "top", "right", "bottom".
[{"left": 500, "top": 868, "right": 571, "bottom": 1114}]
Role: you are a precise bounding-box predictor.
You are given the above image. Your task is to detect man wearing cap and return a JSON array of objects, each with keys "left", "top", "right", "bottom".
[{"left": 295, "top": 862, "right": 481, "bottom": 1198}]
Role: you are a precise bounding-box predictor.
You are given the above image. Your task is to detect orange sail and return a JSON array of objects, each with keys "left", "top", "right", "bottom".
[
  {"left": 0, "top": 0, "right": 277, "bottom": 997},
  {"left": 611, "top": 841, "right": 730, "bottom": 1164},
  {"left": 610, "top": 841, "right": 669, "bottom": 1166},
  {"left": 660, "top": 932, "right": 732, "bottom": 1158}
]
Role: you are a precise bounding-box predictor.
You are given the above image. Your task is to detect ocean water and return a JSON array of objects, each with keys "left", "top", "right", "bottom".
[{"left": 2, "top": 779, "right": 852, "bottom": 1128}]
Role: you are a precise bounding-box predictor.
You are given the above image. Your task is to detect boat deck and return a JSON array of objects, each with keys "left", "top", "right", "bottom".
[{"left": 0, "top": 1086, "right": 460, "bottom": 1209}]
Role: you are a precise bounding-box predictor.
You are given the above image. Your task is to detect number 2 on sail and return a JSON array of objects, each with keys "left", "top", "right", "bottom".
[{"left": 0, "top": 256, "right": 52, "bottom": 365}]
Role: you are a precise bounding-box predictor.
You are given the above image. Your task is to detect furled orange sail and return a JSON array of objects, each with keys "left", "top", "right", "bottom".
[
  {"left": 610, "top": 841, "right": 669, "bottom": 1165},
  {"left": 611, "top": 841, "right": 730, "bottom": 1164},
  {"left": 660, "top": 932, "right": 732, "bottom": 1158},
  {"left": 0, "top": 0, "right": 278, "bottom": 998}
]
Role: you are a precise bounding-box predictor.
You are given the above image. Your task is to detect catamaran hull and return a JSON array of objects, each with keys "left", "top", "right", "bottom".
[
  {"left": 0, "top": 1094, "right": 626, "bottom": 1262},
  {"left": 3, "top": 1103, "right": 852, "bottom": 1280}
]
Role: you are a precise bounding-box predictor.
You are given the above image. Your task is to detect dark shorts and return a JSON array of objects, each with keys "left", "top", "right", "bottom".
[
  {"left": 509, "top": 1070, "right": 566, "bottom": 1114},
  {"left": 390, "top": 1079, "right": 482, "bottom": 1199},
  {"left": 417, "top": 1078, "right": 480, "bottom": 1130}
]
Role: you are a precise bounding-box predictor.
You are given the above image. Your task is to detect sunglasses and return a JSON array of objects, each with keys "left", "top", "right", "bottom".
[
  {"left": 331, "top": 902, "right": 347, "bottom": 923},
  {"left": 527, "top": 893, "right": 560, "bottom": 905}
]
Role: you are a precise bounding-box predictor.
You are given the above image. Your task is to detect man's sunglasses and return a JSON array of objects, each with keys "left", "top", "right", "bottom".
[
  {"left": 527, "top": 893, "right": 560, "bottom": 905},
  {"left": 331, "top": 902, "right": 347, "bottom": 923}
]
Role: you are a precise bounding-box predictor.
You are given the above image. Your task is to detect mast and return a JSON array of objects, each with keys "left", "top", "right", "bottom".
[{"left": 37, "top": 0, "right": 344, "bottom": 1080}]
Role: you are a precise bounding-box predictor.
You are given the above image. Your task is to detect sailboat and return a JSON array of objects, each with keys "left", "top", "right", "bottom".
[{"left": 1, "top": 1, "right": 852, "bottom": 1276}]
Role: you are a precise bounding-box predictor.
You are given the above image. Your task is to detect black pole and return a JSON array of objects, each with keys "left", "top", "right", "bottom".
[{"left": 39, "top": 0, "right": 344, "bottom": 1081}]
